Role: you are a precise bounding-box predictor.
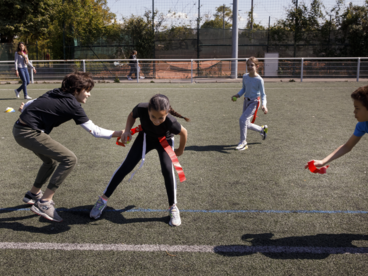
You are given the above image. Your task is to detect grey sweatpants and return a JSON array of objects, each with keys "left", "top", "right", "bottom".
[
  {"left": 13, "top": 123, "right": 77, "bottom": 191},
  {"left": 239, "top": 98, "right": 262, "bottom": 143}
]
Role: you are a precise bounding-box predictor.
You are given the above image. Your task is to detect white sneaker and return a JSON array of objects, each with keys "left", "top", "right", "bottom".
[
  {"left": 139, "top": 76, "right": 145, "bottom": 79},
  {"left": 236, "top": 141, "right": 248, "bottom": 151},
  {"left": 169, "top": 205, "right": 181, "bottom": 226},
  {"left": 90, "top": 197, "right": 108, "bottom": 219},
  {"left": 24, "top": 95, "right": 32, "bottom": 100},
  {"left": 128, "top": 77, "right": 132, "bottom": 81},
  {"left": 14, "top": 89, "right": 19, "bottom": 98},
  {"left": 260, "top": 125, "right": 268, "bottom": 140}
]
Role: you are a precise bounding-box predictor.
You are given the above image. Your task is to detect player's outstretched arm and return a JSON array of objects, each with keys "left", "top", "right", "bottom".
[
  {"left": 305, "top": 134, "right": 361, "bottom": 168},
  {"left": 121, "top": 112, "right": 136, "bottom": 143},
  {"left": 175, "top": 126, "right": 187, "bottom": 157},
  {"left": 111, "top": 130, "right": 124, "bottom": 137}
]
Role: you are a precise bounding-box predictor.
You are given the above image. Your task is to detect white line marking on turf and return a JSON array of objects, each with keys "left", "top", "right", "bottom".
[{"left": 1, "top": 242, "right": 367, "bottom": 254}]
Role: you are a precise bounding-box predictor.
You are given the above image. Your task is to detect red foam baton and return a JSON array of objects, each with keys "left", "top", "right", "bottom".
[
  {"left": 116, "top": 125, "right": 143, "bottom": 147},
  {"left": 308, "top": 160, "right": 329, "bottom": 174},
  {"left": 159, "top": 136, "right": 186, "bottom": 182}
]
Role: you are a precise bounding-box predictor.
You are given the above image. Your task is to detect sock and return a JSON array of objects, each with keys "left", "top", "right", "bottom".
[
  {"left": 30, "top": 191, "right": 41, "bottom": 196},
  {"left": 40, "top": 199, "right": 49, "bottom": 203},
  {"left": 100, "top": 197, "right": 108, "bottom": 203}
]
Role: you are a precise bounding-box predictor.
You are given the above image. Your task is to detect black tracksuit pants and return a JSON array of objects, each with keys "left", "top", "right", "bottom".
[{"left": 103, "top": 132, "right": 177, "bottom": 206}]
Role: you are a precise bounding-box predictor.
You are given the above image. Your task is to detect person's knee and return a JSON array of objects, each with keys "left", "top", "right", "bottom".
[
  {"left": 239, "top": 117, "right": 249, "bottom": 125},
  {"left": 64, "top": 153, "right": 77, "bottom": 168},
  {"left": 161, "top": 163, "right": 172, "bottom": 177}
]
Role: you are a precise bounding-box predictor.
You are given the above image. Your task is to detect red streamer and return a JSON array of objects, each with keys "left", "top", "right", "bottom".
[
  {"left": 158, "top": 136, "right": 186, "bottom": 182},
  {"left": 308, "top": 160, "right": 329, "bottom": 174},
  {"left": 251, "top": 97, "right": 261, "bottom": 124}
]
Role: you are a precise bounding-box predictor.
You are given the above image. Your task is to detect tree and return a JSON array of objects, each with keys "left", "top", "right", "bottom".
[
  {"left": 201, "top": 5, "right": 232, "bottom": 29},
  {"left": 269, "top": 0, "right": 326, "bottom": 52},
  {"left": 0, "top": 0, "right": 56, "bottom": 43},
  {"left": 201, "top": 17, "right": 232, "bottom": 29},
  {"left": 47, "top": 0, "right": 116, "bottom": 58},
  {"left": 338, "top": 1, "right": 368, "bottom": 56},
  {"left": 120, "top": 12, "right": 154, "bottom": 58}
]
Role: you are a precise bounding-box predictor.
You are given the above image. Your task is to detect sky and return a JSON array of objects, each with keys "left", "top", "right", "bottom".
[{"left": 106, "top": 0, "right": 366, "bottom": 28}]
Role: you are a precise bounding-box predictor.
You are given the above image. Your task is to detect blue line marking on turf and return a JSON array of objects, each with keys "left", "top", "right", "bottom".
[{"left": 1, "top": 207, "right": 368, "bottom": 214}]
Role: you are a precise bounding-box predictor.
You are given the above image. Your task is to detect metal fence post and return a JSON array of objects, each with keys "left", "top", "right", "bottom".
[
  {"left": 191, "top": 59, "right": 193, "bottom": 83},
  {"left": 137, "top": 59, "right": 139, "bottom": 83},
  {"left": 30, "top": 61, "right": 34, "bottom": 83},
  {"left": 301, "top": 58, "right": 304, "bottom": 82},
  {"left": 83, "top": 60, "right": 86, "bottom": 72},
  {"left": 357, "top": 57, "right": 361, "bottom": 82}
]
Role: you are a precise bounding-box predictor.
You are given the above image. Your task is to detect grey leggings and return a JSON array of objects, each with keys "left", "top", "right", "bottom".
[
  {"left": 239, "top": 98, "right": 262, "bottom": 143},
  {"left": 13, "top": 123, "right": 77, "bottom": 191}
]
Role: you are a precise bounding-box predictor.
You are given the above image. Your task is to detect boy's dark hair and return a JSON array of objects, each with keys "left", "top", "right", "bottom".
[
  {"left": 351, "top": 86, "right": 368, "bottom": 110},
  {"left": 148, "top": 94, "right": 190, "bottom": 122},
  {"left": 61, "top": 72, "right": 94, "bottom": 94}
]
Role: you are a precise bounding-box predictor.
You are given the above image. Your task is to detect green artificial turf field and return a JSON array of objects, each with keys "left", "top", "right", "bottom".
[{"left": 1, "top": 82, "right": 368, "bottom": 275}]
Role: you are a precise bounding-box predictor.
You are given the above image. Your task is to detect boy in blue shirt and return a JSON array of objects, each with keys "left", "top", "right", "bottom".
[{"left": 305, "top": 86, "right": 368, "bottom": 168}]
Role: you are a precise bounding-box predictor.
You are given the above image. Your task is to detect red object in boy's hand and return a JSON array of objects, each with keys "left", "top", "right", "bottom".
[
  {"left": 307, "top": 160, "right": 329, "bottom": 174},
  {"left": 116, "top": 125, "right": 143, "bottom": 147}
]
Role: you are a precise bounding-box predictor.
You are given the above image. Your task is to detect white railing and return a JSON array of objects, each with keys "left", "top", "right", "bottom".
[{"left": 1, "top": 57, "right": 367, "bottom": 83}]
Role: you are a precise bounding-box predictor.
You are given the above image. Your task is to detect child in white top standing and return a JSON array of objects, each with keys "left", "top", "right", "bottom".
[
  {"left": 231, "top": 56, "right": 268, "bottom": 151},
  {"left": 14, "top": 42, "right": 36, "bottom": 99}
]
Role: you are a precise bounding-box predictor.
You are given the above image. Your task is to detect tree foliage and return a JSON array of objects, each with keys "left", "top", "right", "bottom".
[
  {"left": 0, "top": 0, "right": 56, "bottom": 43},
  {"left": 2, "top": 0, "right": 368, "bottom": 59},
  {"left": 201, "top": 5, "right": 232, "bottom": 29},
  {"left": 338, "top": 1, "right": 368, "bottom": 56}
]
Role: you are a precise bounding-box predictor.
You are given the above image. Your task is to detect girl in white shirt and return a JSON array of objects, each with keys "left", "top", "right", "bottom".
[
  {"left": 14, "top": 42, "right": 37, "bottom": 99},
  {"left": 231, "top": 57, "right": 269, "bottom": 151}
]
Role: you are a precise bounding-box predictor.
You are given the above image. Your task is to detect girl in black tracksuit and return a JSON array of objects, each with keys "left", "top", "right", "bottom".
[{"left": 90, "top": 94, "right": 189, "bottom": 226}]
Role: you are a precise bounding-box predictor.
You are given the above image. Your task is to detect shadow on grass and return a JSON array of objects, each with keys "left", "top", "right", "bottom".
[
  {"left": 215, "top": 233, "right": 368, "bottom": 259},
  {"left": 0, "top": 98, "right": 19, "bottom": 101},
  {"left": 0, "top": 204, "right": 169, "bottom": 234},
  {"left": 185, "top": 143, "right": 261, "bottom": 154}
]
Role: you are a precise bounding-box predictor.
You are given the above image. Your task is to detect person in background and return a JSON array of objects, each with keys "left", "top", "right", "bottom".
[
  {"left": 127, "top": 50, "right": 145, "bottom": 80},
  {"left": 14, "top": 42, "right": 36, "bottom": 100}
]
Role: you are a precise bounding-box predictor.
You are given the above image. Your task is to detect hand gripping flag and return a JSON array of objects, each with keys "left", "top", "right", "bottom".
[
  {"left": 308, "top": 160, "right": 329, "bottom": 174},
  {"left": 116, "top": 125, "right": 143, "bottom": 147}
]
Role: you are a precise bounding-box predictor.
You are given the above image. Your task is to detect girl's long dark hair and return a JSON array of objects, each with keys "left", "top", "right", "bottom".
[
  {"left": 148, "top": 94, "right": 190, "bottom": 122},
  {"left": 17, "top": 42, "right": 28, "bottom": 55}
]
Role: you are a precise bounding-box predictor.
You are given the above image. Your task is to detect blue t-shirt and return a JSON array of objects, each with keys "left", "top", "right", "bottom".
[
  {"left": 236, "top": 74, "right": 267, "bottom": 107},
  {"left": 353, "top": 121, "right": 368, "bottom": 137}
]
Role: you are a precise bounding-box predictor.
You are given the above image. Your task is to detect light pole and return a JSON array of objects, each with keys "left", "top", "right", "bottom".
[{"left": 231, "top": 0, "right": 238, "bottom": 79}]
